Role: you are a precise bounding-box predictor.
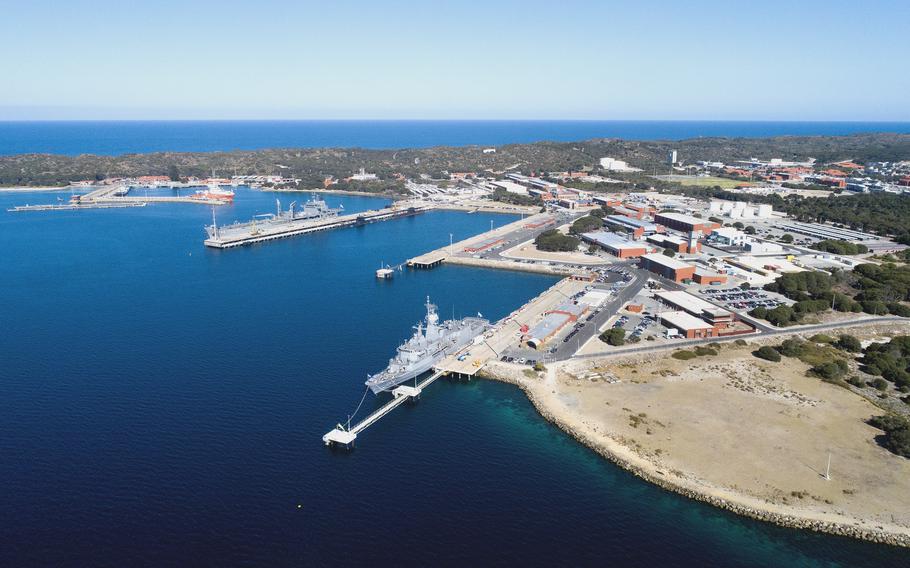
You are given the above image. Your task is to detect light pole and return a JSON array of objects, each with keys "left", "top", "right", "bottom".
[{"left": 449, "top": 233, "right": 453, "bottom": 254}]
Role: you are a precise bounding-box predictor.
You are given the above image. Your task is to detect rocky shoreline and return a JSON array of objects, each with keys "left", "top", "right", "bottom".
[{"left": 478, "top": 366, "right": 910, "bottom": 549}]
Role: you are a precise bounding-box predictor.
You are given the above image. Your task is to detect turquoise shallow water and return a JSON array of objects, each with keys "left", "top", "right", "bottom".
[{"left": 0, "top": 188, "right": 907, "bottom": 567}]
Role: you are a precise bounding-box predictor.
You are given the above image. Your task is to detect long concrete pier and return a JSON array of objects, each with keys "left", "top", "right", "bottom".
[
  {"left": 205, "top": 202, "right": 435, "bottom": 248},
  {"left": 8, "top": 201, "right": 148, "bottom": 212}
]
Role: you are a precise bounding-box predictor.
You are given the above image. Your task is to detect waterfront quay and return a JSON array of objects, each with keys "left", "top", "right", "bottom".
[
  {"left": 408, "top": 209, "right": 593, "bottom": 275},
  {"left": 323, "top": 277, "right": 590, "bottom": 448},
  {"left": 8, "top": 201, "right": 148, "bottom": 212},
  {"left": 204, "top": 200, "right": 436, "bottom": 248},
  {"left": 78, "top": 185, "right": 226, "bottom": 206},
  {"left": 8, "top": 184, "right": 225, "bottom": 211}
]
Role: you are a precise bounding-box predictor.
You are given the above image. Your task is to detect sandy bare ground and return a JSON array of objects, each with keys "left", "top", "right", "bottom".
[
  {"left": 482, "top": 324, "right": 910, "bottom": 546},
  {"left": 500, "top": 238, "right": 612, "bottom": 265}
]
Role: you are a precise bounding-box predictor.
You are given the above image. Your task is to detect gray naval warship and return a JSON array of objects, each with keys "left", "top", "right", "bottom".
[
  {"left": 366, "top": 297, "right": 490, "bottom": 394},
  {"left": 204, "top": 194, "right": 342, "bottom": 239}
]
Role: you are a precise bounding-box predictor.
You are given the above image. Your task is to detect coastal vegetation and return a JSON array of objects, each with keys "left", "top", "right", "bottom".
[
  {"left": 868, "top": 414, "right": 910, "bottom": 458},
  {"left": 750, "top": 263, "right": 910, "bottom": 326},
  {"left": 860, "top": 335, "right": 910, "bottom": 390},
  {"left": 810, "top": 240, "right": 869, "bottom": 255},
  {"left": 4, "top": 133, "right": 910, "bottom": 190},
  {"left": 675, "top": 188, "right": 910, "bottom": 243}
]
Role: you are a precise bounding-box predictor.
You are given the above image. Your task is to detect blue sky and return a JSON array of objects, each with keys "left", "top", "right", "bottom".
[{"left": 2, "top": 0, "right": 908, "bottom": 120}]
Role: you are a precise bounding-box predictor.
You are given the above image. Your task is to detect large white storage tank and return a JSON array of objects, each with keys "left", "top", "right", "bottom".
[
  {"left": 757, "top": 204, "right": 773, "bottom": 218},
  {"left": 709, "top": 201, "right": 722, "bottom": 213}
]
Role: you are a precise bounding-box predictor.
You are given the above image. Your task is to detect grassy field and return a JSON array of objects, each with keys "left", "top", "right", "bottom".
[{"left": 664, "top": 175, "right": 747, "bottom": 189}]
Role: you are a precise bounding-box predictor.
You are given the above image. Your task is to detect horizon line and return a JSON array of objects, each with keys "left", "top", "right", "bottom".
[{"left": 2, "top": 118, "right": 910, "bottom": 124}]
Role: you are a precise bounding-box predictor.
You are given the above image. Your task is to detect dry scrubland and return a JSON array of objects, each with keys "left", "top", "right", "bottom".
[{"left": 482, "top": 323, "right": 910, "bottom": 546}]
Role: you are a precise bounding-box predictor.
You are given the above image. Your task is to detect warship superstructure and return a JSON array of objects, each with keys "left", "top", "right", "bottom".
[
  {"left": 205, "top": 194, "right": 342, "bottom": 239},
  {"left": 366, "top": 297, "right": 489, "bottom": 394}
]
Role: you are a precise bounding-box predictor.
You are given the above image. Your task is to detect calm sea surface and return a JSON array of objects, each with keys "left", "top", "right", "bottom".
[
  {"left": 0, "top": 187, "right": 906, "bottom": 566},
  {"left": 1, "top": 120, "right": 909, "bottom": 156}
]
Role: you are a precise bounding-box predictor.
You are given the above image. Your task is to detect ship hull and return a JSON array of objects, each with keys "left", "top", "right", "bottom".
[{"left": 366, "top": 318, "right": 488, "bottom": 394}]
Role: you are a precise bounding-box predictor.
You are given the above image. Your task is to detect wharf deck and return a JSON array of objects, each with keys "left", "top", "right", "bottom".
[
  {"left": 8, "top": 202, "right": 149, "bottom": 212},
  {"left": 206, "top": 202, "right": 435, "bottom": 248},
  {"left": 73, "top": 185, "right": 225, "bottom": 206},
  {"left": 405, "top": 212, "right": 552, "bottom": 269},
  {"left": 324, "top": 277, "right": 590, "bottom": 447}
]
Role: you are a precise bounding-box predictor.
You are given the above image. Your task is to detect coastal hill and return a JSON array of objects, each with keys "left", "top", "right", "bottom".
[{"left": 3, "top": 133, "right": 910, "bottom": 188}]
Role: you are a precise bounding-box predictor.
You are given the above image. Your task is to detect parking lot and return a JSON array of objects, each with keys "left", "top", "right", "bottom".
[
  {"left": 698, "top": 286, "right": 786, "bottom": 311},
  {"left": 499, "top": 266, "right": 648, "bottom": 364}
]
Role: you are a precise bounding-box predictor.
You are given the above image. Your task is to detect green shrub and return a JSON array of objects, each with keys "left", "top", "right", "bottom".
[
  {"left": 861, "top": 336, "right": 910, "bottom": 389},
  {"left": 777, "top": 338, "right": 807, "bottom": 358},
  {"left": 810, "top": 240, "right": 869, "bottom": 255},
  {"left": 671, "top": 350, "right": 697, "bottom": 361},
  {"left": 870, "top": 378, "right": 889, "bottom": 391},
  {"left": 569, "top": 215, "right": 603, "bottom": 235},
  {"left": 834, "top": 334, "right": 862, "bottom": 353},
  {"left": 694, "top": 346, "right": 718, "bottom": 357},
  {"left": 753, "top": 346, "right": 782, "bottom": 362},
  {"left": 868, "top": 415, "right": 910, "bottom": 458},
  {"left": 600, "top": 327, "right": 625, "bottom": 346},
  {"left": 810, "top": 359, "right": 849, "bottom": 381},
  {"left": 809, "top": 334, "right": 834, "bottom": 344},
  {"left": 887, "top": 303, "right": 910, "bottom": 317},
  {"left": 861, "top": 300, "right": 889, "bottom": 315},
  {"left": 749, "top": 306, "right": 767, "bottom": 319}
]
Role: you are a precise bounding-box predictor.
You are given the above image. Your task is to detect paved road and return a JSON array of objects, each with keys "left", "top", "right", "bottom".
[
  {"left": 501, "top": 266, "right": 649, "bottom": 363},
  {"left": 549, "top": 268, "right": 649, "bottom": 360},
  {"left": 570, "top": 316, "right": 910, "bottom": 362}
]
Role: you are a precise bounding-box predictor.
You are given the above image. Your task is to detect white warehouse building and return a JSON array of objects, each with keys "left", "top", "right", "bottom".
[
  {"left": 710, "top": 227, "right": 749, "bottom": 246},
  {"left": 599, "top": 157, "right": 641, "bottom": 172},
  {"left": 709, "top": 200, "right": 774, "bottom": 219}
]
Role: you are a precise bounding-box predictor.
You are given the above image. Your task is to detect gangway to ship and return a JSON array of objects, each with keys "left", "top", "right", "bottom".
[{"left": 322, "top": 369, "right": 448, "bottom": 448}]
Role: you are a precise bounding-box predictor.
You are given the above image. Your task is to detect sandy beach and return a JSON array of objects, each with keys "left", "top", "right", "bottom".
[{"left": 481, "top": 323, "right": 910, "bottom": 547}]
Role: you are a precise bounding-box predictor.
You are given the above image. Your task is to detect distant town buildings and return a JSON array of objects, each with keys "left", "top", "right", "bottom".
[
  {"left": 350, "top": 168, "right": 378, "bottom": 181},
  {"left": 599, "top": 157, "right": 641, "bottom": 172}
]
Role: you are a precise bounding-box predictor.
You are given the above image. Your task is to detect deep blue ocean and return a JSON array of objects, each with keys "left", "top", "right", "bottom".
[
  {"left": 1, "top": 185, "right": 907, "bottom": 567},
  {"left": 1, "top": 120, "right": 910, "bottom": 156}
]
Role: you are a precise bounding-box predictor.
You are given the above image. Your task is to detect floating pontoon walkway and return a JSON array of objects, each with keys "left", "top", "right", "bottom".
[{"left": 322, "top": 369, "right": 449, "bottom": 448}]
